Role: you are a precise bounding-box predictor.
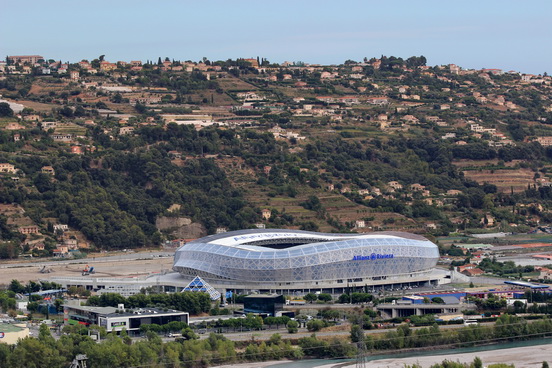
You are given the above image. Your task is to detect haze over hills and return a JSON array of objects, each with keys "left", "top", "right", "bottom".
[{"left": 1, "top": 54, "right": 552, "bottom": 257}]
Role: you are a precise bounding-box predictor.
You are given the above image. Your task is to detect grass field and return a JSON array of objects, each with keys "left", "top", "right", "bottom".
[
  {"left": 217, "top": 76, "right": 258, "bottom": 92},
  {"left": 54, "top": 123, "right": 87, "bottom": 136}
]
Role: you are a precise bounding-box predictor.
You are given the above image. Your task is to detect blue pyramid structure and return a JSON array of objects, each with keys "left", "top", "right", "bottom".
[{"left": 183, "top": 276, "right": 221, "bottom": 300}]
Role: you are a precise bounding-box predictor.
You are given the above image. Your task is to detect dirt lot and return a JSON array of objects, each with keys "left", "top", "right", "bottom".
[
  {"left": 11, "top": 99, "right": 58, "bottom": 112},
  {"left": 462, "top": 168, "right": 534, "bottom": 192},
  {"left": 356, "top": 343, "right": 552, "bottom": 368},
  {"left": 0, "top": 255, "right": 174, "bottom": 284}
]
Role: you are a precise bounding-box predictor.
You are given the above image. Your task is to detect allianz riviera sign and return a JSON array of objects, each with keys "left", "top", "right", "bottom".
[{"left": 352, "top": 253, "right": 394, "bottom": 261}]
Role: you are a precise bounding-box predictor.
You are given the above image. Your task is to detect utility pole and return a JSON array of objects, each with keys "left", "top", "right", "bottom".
[
  {"left": 68, "top": 354, "right": 87, "bottom": 368},
  {"left": 355, "top": 340, "right": 367, "bottom": 368}
]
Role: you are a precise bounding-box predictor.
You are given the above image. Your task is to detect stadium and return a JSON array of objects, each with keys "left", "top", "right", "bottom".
[{"left": 173, "top": 229, "right": 442, "bottom": 294}]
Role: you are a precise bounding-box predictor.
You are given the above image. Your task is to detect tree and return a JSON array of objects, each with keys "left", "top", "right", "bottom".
[
  {"left": 74, "top": 105, "right": 86, "bottom": 117},
  {"left": 299, "top": 221, "right": 319, "bottom": 231},
  {"left": 181, "top": 326, "right": 198, "bottom": 340},
  {"left": 306, "top": 319, "right": 325, "bottom": 332},
  {"left": 59, "top": 106, "right": 74, "bottom": 117},
  {"left": 7, "top": 336, "right": 63, "bottom": 367},
  {"left": 406, "top": 55, "right": 427, "bottom": 68},
  {"left": 364, "top": 308, "right": 377, "bottom": 318},
  {"left": 318, "top": 293, "right": 332, "bottom": 302},
  {"left": 27, "top": 302, "right": 39, "bottom": 313},
  {"left": 268, "top": 333, "right": 281, "bottom": 346},
  {"left": 9, "top": 279, "right": 24, "bottom": 293},
  {"left": 304, "top": 293, "right": 318, "bottom": 303},
  {"left": 321, "top": 309, "right": 340, "bottom": 321},
  {"left": 38, "top": 323, "right": 53, "bottom": 342},
  {"left": 67, "top": 286, "right": 78, "bottom": 296},
  {"left": 135, "top": 102, "right": 147, "bottom": 114},
  {"left": 286, "top": 320, "right": 298, "bottom": 333},
  {"left": 350, "top": 324, "right": 364, "bottom": 343},
  {"left": 0, "top": 102, "right": 13, "bottom": 117},
  {"left": 112, "top": 93, "right": 123, "bottom": 103}
]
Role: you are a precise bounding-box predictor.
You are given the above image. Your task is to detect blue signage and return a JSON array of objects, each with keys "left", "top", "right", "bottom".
[{"left": 353, "top": 253, "right": 394, "bottom": 261}]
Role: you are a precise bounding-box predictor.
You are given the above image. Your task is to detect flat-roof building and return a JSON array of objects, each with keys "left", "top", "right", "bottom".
[
  {"left": 63, "top": 304, "right": 189, "bottom": 334},
  {"left": 243, "top": 294, "right": 286, "bottom": 317},
  {"left": 7, "top": 55, "right": 44, "bottom": 64}
]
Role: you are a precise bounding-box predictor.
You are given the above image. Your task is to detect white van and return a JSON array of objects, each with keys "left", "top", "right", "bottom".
[{"left": 464, "top": 319, "right": 479, "bottom": 326}]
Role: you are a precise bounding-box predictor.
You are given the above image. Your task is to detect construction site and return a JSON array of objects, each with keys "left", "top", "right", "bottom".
[{"left": 0, "top": 251, "right": 174, "bottom": 285}]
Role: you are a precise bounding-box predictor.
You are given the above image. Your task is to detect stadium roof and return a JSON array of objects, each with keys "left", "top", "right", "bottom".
[
  {"left": 194, "top": 229, "right": 428, "bottom": 250},
  {"left": 27, "top": 289, "right": 67, "bottom": 296},
  {"left": 504, "top": 280, "right": 549, "bottom": 289}
]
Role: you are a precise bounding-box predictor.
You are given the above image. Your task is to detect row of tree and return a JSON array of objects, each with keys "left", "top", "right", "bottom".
[{"left": 86, "top": 292, "right": 212, "bottom": 315}]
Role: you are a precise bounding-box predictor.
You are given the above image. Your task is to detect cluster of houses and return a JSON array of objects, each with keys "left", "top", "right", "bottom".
[
  {"left": 3, "top": 53, "right": 551, "bottom": 146},
  {"left": 1, "top": 116, "right": 95, "bottom": 155},
  {"left": 2, "top": 54, "right": 552, "bottom": 242},
  {"left": 0, "top": 201, "right": 84, "bottom": 257}
]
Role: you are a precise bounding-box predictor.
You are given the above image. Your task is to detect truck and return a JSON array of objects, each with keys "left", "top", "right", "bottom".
[{"left": 82, "top": 266, "right": 95, "bottom": 276}]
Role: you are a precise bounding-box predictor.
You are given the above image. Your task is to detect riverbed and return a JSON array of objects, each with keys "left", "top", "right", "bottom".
[{"left": 267, "top": 337, "right": 552, "bottom": 368}]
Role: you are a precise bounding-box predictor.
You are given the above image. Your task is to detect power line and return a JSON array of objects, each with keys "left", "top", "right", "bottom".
[{"left": 122, "top": 319, "right": 552, "bottom": 368}]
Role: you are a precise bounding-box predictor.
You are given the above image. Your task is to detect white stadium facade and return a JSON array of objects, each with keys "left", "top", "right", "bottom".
[
  {"left": 173, "top": 229, "right": 442, "bottom": 294},
  {"left": 45, "top": 230, "right": 448, "bottom": 297}
]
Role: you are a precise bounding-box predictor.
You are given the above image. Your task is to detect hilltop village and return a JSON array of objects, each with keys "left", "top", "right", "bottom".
[
  {"left": 2, "top": 54, "right": 552, "bottom": 368},
  {"left": 1, "top": 54, "right": 552, "bottom": 256}
]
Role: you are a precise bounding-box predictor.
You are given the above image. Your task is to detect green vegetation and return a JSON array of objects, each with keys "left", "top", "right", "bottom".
[
  {"left": 337, "top": 292, "right": 374, "bottom": 304},
  {"left": 2, "top": 55, "right": 552, "bottom": 254},
  {"left": 405, "top": 357, "right": 514, "bottom": 368},
  {"left": 0, "top": 289, "right": 16, "bottom": 312},
  {"left": 139, "top": 321, "right": 197, "bottom": 340},
  {"left": 477, "top": 258, "right": 534, "bottom": 276},
  {"left": 286, "top": 320, "right": 299, "bottom": 333},
  {"left": 0, "top": 311, "right": 550, "bottom": 367},
  {"left": 87, "top": 292, "right": 211, "bottom": 315}
]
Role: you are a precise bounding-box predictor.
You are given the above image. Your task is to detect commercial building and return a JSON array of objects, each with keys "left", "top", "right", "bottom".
[
  {"left": 7, "top": 55, "right": 44, "bottom": 64},
  {"left": 44, "top": 274, "right": 183, "bottom": 297},
  {"left": 173, "top": 229, "right": 441, "bottom": 294},
  {"left": 63, "top": 304, "right": 188, "bottom": 334},
  {"left": 243, "top": 294, "right": 286, "bottom": 317},
  {"left": 376, "top": 301, "right": 473, "bottom": 319}
]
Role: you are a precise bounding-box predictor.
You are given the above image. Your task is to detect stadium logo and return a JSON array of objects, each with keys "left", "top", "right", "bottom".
[{"left": 353, "top": 253, "right": 394, "bottom": 261}]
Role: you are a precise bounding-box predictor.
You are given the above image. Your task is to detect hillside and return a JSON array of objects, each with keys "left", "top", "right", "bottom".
[{"left": 1, "top": 55, "right": 552, "bottom": 257}]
